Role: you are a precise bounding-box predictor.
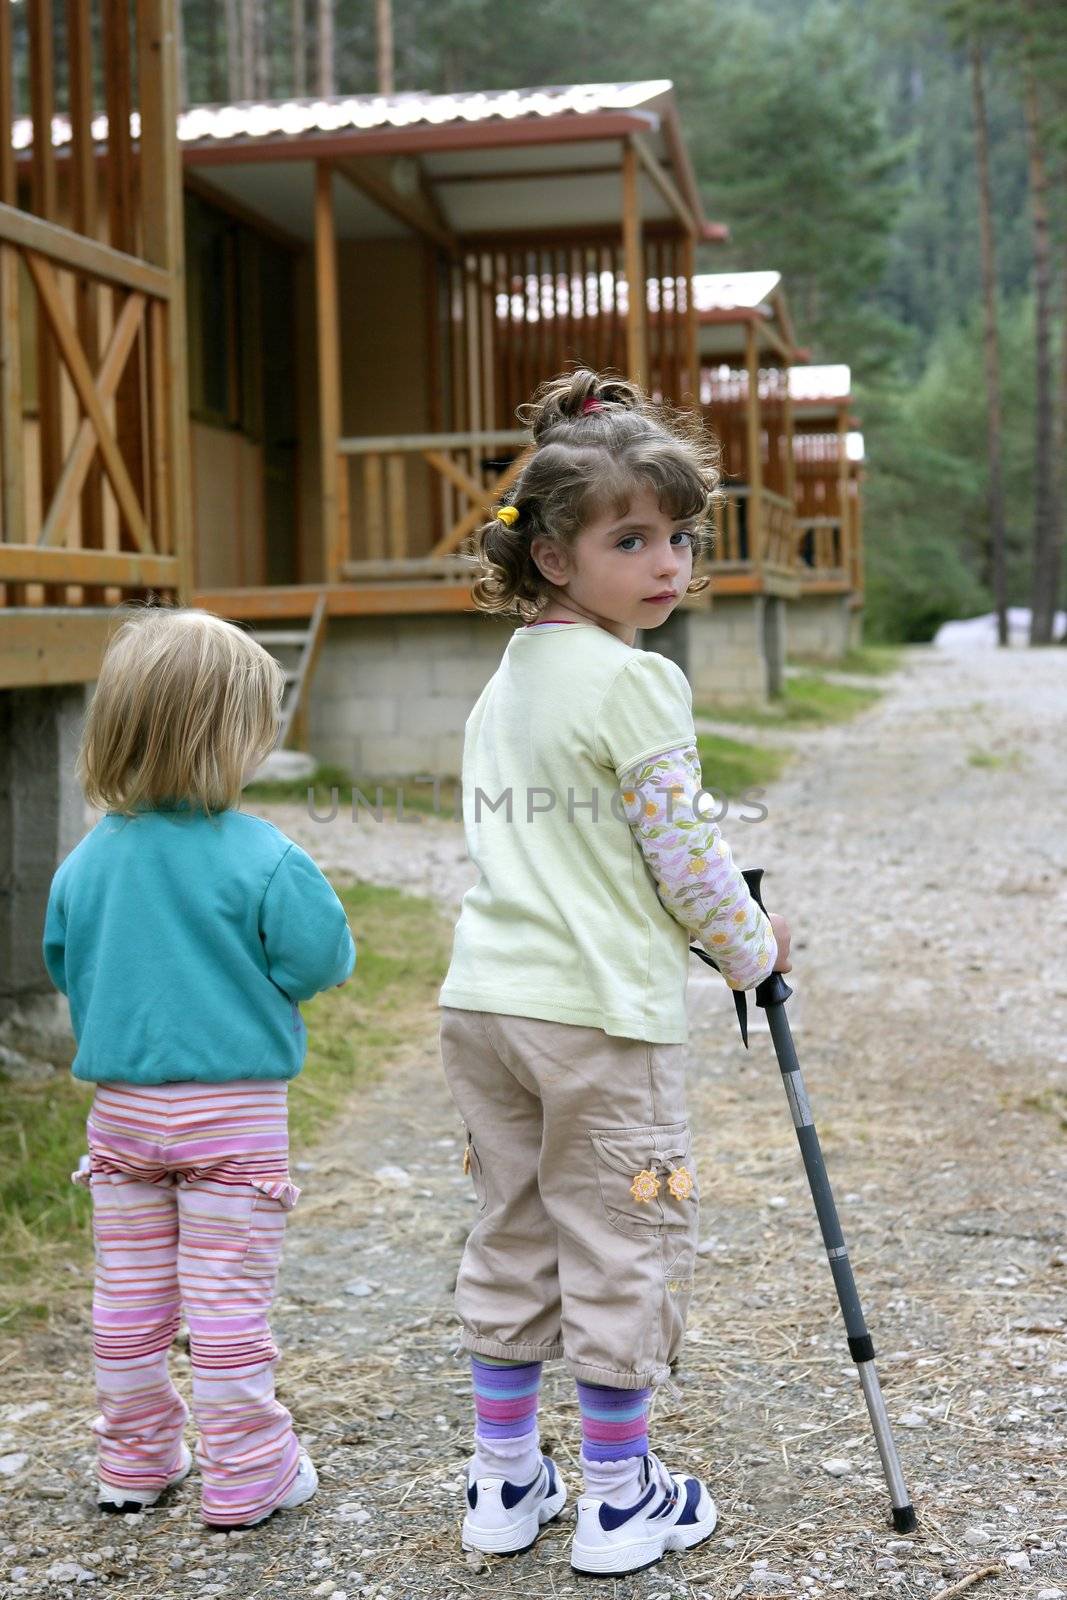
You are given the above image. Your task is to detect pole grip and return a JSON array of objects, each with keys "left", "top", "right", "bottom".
[{"left": 740, "top": 866, "right": 793, "bottom": 1010}]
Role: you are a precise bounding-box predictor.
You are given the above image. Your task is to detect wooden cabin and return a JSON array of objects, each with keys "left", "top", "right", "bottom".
[
  {"left": 650, "top": 271, "right": 801, "bottom": 705},
  {"left": 789, "top": 363, "right": 865, "bottom": 659},
  {"left": 2, "top": 74, "right": 724, "bottom": 797},
  {"left": 174, "top": 81, "right": 723, "bottom": 775},
  {"left": 0, "top": 0, "right": 188, "bottom": 1007}
]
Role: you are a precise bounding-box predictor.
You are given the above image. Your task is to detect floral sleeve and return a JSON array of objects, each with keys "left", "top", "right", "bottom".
[{"left": 618, "top": 743, "right": 778, "bottom": 992}]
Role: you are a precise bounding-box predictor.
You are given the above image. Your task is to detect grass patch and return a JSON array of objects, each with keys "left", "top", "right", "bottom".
[
  {"left": 696, "top": 731, "right": 789, "bottom": 799},
  {"left": 967, "top": 748, "right": 1023, "bottom": 771},
  {"left": 0, "top": 879, "right": 452, "bottom": 1328},
  {"left": 696, "top": 672, "right": 883, "bottom": 730},
  {"left": 1017, "top": 1088, "right": 1067, "bottom": 1132},
  {"left": 791, "top": 644, "right": 904, "bottom": 677},
  {"left": 290, "top": 881, "right": 452, "bottom": 1149},
  {"left": 243, "top": 764, "right": 460, "bottom": 821}
]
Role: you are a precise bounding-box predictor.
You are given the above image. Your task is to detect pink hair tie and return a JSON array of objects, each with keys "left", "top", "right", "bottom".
[{"left": 581, "top": 396, "right": 603, "bottom": 414}]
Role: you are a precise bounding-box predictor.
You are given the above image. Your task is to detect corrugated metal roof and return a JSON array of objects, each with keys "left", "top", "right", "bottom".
[
  {"left": 179, "top": 82, "right": 673, "bottom": 145},
  {"left": 11, "top": 81, "right": 673, "bottom": 153},
  {"left": 692, "top": 271, "right": 781, "bottom": 313},
  {"left": 789, "top": 364, "right": 851, "bottom": 402}
]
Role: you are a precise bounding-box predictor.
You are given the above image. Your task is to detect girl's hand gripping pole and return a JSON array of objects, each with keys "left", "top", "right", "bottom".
[{"left": 690, "top": 868, "right": 918, "bottom": 1535}]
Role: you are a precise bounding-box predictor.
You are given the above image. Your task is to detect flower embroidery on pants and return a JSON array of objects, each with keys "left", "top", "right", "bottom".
[
  {"left": 630, "top": 1168, "right": 661, "bottom": 1204},
  {"left": 666, "top": 1166, "right": 695, "bottom": 1202}
]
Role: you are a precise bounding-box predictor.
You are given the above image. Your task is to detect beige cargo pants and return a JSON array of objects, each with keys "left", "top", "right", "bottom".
[{"left": 439, "top": 1006, "right": 700, "bottom": 1390}]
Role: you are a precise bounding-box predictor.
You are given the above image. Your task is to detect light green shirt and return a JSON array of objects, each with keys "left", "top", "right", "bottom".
[{"left": 438, "top": 623, "right": 697, "bottom": 1043}]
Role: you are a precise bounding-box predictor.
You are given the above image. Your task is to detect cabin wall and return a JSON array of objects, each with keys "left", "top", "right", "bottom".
[
  {"left": 191, "top": 423, "right": 266, "bottom": 588},
  {"left": 293, "top": 236, "right": 434, "bottom": 579}
]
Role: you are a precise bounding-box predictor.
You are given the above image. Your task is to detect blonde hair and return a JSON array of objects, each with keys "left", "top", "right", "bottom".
[
  {"left": 79, "top": 603, "right": 285, "bottom": 818},
  {"left": 471, "top": 368, "right": 720, "bottom": 622}
]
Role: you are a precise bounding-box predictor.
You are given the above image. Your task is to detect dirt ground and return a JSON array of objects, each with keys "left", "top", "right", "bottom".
[{"left": 1, "top": 642, "right": 1065, "bottom": 1600}]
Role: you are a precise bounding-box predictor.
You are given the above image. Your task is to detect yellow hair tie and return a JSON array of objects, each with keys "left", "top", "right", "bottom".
[{"left": 496, "top": 504, "right": 519, "bottom": 527}]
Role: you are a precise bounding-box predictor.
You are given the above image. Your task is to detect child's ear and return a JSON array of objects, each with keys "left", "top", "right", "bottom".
[{"left": 530, "top": 535, "right": 570, "bottom": 587}]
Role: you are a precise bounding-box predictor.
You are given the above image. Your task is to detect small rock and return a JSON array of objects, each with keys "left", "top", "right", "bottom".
[
  {"left": 1003, "top": 1551, "right": 1031, "bottom": 1572},
  {"left": 313, "top": 1581, "right": 335, "bottom": 1597},
  {"left": 767, "top": 1196, "right": 787, "bottom": 1209},
  {"left": 343, "top": 1280, "right": 377, "bottom": 1299},
  {"left": 1037, "top": 1589, "right": 1064, "bottom": 1599},
  {"left": 373, "top": 1164, "right": 411, "bottom": 1186},
  {"left": 3, "top": 1401, "right": 50, "bottom": 1424},
  {"left": 962, "top": 1528, "right": 992, "bottom": 1545},
  {"left": 898, "top": 1411, "right": 926, "bottom": 1427},
  {"left": 820, "top": 1458, "right": 852, "bottom": 1477},
  {"left": 0, "top": 1453, "right": 28, "bottom": 1476},
  {"left": 45, "top": 1562, "right": 95, "bottom": 1584}
]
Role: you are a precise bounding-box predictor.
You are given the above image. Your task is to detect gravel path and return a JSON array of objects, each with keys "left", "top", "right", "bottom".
[{"left": 1, "top": 643, "right": 1065, "bottom": 1600}]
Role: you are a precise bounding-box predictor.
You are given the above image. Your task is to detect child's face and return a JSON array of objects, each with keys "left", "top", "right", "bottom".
[{"left": 530, "top": 484, "right": 695, "bottom": 645}]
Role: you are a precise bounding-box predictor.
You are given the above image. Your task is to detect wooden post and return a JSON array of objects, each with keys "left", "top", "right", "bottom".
[
  {"left": 0, "top": 0, "right": 24, "bottom": 563},
  {"left": 744, "top": 322, "right": 763, "bottom": 575},
  {"left": 137, "top": 0, "right": 194, "bottom": 596},
  {"left": 622, "top": 140, "right": 647, "bottom": 388},
  {"left": 29, "top": 0, "right": 64, "bottom": 533},
  {"left": 782, "top": 362, "right": 796, "bottom": 570},
  {"left": 106, "top": 0, "right": 149, "bottom": 556},
  {"left": 682, "top": 231, "right": 699, "bottom": 410},
  {"left": 314, "top": 161, "right": 346, "bottom": 582},
  {"left": 68, "top": 0, "right": 104, "bottom": 576},
  {"left": 837, "top": 404, "right": 851, "bottom": 578}
]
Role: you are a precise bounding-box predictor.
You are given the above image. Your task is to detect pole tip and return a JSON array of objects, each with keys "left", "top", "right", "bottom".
[{"left": 892, "top": 1504, "right": 918, "bottom": 1534}]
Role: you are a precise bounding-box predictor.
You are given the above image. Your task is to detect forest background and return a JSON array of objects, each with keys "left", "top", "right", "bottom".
[{"left": 17, "top": 0, "right": 1067, "bottom": 643}]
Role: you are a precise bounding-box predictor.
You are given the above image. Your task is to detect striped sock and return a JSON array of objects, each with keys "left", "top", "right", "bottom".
[
  {"left": 470, "top": 1356, "right": 543, "bottom": 1484},
  {"left": 576, "top": 1380, "right": 651, "bottom": 1506}
]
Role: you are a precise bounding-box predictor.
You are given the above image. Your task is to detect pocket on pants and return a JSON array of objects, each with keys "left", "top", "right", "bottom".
[{"left": 587, "top": 1121, "right": 699, "bottom": 1242}]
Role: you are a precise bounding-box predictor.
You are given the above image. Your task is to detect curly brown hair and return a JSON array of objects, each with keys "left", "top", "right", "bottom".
[{"left": 470, "top": 368, "right": 720, "bottom": 622}]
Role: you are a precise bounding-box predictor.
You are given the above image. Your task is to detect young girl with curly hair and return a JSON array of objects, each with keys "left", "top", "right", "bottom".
[{"left": 438, "top": 369, "right": 792, "bottom": 1575}]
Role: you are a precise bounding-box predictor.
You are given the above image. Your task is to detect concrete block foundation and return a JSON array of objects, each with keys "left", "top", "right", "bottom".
[
  {"left": 655, "top": 596, "right": 787, "bottom": 708},
  {"left": 0, "top": 685, "right": 87, "bottom": 1006},
  {"left": 788, "top": 594, "right": 854, "bottom": 663},
  {"left": 309, "top": 614, "right": 513, "bottom": 780}
]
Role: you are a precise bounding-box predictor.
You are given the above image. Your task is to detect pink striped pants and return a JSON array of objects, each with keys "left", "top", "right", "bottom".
[{"left": 75, "top": 1080, "right": 302, "bottom": 1526}]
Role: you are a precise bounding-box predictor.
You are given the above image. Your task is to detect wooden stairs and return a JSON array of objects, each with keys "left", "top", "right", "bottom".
[{"left": 249, "top": 592, "right": 328, "bottom": 750}]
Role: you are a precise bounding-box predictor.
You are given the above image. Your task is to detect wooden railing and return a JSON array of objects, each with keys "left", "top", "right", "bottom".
[
  {"left": 336, "top": 429, "right": 530, "bottom": 576},
  {"left": 796, "top": 515, "right": 850, "bottom": 585},
  {"left": 0, "top": 208, "right": 183, "bottom": 604},
  {"left": 0, "top": 0, "right": 190, "bottom": 612},
  {"left": 709, "top": 485, "right": 798, "bottom": 578}
]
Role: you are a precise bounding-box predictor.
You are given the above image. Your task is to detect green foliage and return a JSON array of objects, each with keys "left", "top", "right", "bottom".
[{"left": 861, "top": 295, "right": 1039, "bottom": 639}]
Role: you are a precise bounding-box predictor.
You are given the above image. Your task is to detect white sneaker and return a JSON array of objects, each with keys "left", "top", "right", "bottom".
[
  {"left": 98, "top": 1440, "right": 193, "bottom": 1512},
  {"left": 462, "top": 1455, "right": 568, "bottom": 1555},
  {"left": 217, "top": 1448, "right": 319, "bottom": 1530},
  {"left": 570, "top": 1452, "right": 718, "bottom": 1576}
]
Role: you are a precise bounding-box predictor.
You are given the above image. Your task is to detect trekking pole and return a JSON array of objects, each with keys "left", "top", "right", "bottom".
[{"left": 690, "top": 866, "right": 917, "bottom": 1534}]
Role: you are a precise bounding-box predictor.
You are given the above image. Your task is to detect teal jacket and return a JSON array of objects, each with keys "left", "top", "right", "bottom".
[{"left": 42, "top": 805, "right": 356, "bottom": 1086}]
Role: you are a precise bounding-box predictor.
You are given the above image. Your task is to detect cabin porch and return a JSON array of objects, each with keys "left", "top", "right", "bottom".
[{"left": 789, "top": 364, "right": 865, "bottom": 660}]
